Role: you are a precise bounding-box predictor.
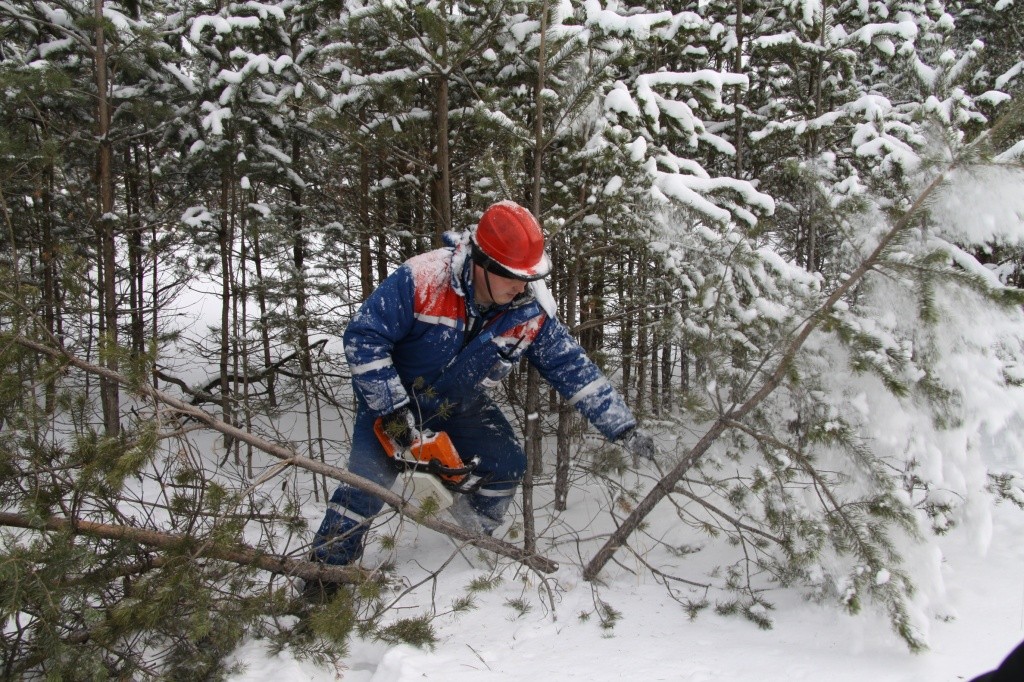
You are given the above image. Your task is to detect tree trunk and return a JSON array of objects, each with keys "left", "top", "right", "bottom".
[
  {"left": 554, "top": 239, "right": 579, "bottom": 509},
  {"left": 432, "top": 75, "right": 452, "bottom": 240},
  {"left": 636, "top": 261, "right": 648, "bottom": 416},
  {"left": 359, "top": 149, "right": 373, "bottom": 300},
  {"left": 143, "top": 140, "right": 159, "bottom": 389},
  {"left": 733, "top": 0, "right": 745, "bottom": 177},
  {"left": 40, "top": 165, "right": 58, "bottom": 411},
  {"left": 291, "top": 136, "right": 312, "bottom": 376},
  {"left": 521, "top": 0, "right": 550, "bottom": 555},
  {"left": 0, "top": 511, "right": 365, "bottom": 586},
  {"left": 250, "top": 216, "right": 276, "bottom": 408},
  {"left": 621, "top": 259, "right": 633, "bottom": 402},
  {"left": 522, "top": 365, "right": 541, "bottom": 554},
  {"left": 218, "top": 169, "right": 234, "bottom": 452},
  {"left": 661, "top": 342, "right": 673, "bottom": 410},
  {"left": 125, "top": 146, "right": 145, "bottom": 356},
  {"left": 554, "top": 399, "right": 572, "bottom": 510},
  {"left": 94, "top": 0, "right": 119, "bottom": 436}
]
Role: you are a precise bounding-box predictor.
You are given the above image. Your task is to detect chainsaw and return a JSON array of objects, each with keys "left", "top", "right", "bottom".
[{"left": 373, "top": 417, "right": 488, "bottom": 497}]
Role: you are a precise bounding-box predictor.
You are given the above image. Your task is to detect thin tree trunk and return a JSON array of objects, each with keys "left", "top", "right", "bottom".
[
  {"left": 432, "top": 75, "right": 452, "bottom": 240},
  {"left": 291, "top": 136, "right": 312, "bottom": 376},
  {"left": 252, "top": 231, "right": 276, "bottom": 411},
  {"left": 733, "top": 0, "right": 745, "bottom": 177},
  {"left": 375, "top": 151, "right": 389, "bottom": 284},
  {"left": 522, "top": 366, "right": 541, "bottom": 555},
  {"left": 219, "top": 168, "right": 234, "bottom": 453},
  {"left": 636, "top": 262, "right": 648, "bottom": 416},
  {"left": 144, "top": 140, "right": 159, "bottom": 389},
  {"left": 40, "top": 165, "right": 58, "bottom": 411},
  {"left": 359, "top": 150, "right": 373, "bottom": 300},
  {"left": 650, "top": 327, "right": 660, "bottom": 417},
  {"left": 661, "top": 342, "right": 673, "bottom": 409},
  {"left": 125, "top": 146, "right": 145, "bottom": 355},
  {"left": 94, "top": 0, "right": 119, "bottom": 436},
  {"left": 522, "top": 0, "right": 550, "bottom": 556},
  {"left": 554, "top": 399, "right": 572, "bottom": 511},
  {"left": 239, "top": 209, "right": 254, "bottom": 476},
  {"left": 554, "top": 241, "right": 579, "bottom": 509},
  {"left": 621, "top": 259, "right": 634, "bottom": 402}
]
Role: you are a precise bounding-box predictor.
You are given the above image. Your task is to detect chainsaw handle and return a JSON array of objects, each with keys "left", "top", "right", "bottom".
[{"left": 426, "top": 455, "right": 479, "bottom": 479}]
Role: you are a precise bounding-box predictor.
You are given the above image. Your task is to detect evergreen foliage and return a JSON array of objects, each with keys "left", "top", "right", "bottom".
[{"left": 1, "top": 0, "right": 1023, "bottom": 674}]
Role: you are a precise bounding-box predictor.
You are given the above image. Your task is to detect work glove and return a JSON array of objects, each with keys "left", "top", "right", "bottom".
[
  {"left": 380, "top": 405, "right": 418, "bottom": 447},
  {"left": 619, "top": 427, "right": 657, "bottom": 463}
]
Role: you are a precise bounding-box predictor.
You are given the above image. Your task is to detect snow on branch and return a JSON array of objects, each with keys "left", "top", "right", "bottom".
[{"left": 582, "top": 1, "right": 673, "bottom": 40}]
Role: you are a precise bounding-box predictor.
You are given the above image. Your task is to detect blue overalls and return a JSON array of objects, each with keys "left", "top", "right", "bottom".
[{"left": 312, "top": 235, "right": 636, "bottom": 565}]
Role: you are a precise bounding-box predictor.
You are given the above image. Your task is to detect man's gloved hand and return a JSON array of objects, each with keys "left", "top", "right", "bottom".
[
  {"left": 381, "top": 405, "right": 417, "bottom": 447},
  {"left": 619, "top": 427, "right": 657, "bottom": 463}
]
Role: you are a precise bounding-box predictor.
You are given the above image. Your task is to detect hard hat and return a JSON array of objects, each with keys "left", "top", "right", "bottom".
[{"left": 471, "top": 201, "right": 552, "bottom": 281}]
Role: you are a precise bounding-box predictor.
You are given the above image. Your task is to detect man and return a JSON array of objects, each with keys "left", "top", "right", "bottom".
[{"left": 309, "top": 200, "right": 654, "bottom": 573}]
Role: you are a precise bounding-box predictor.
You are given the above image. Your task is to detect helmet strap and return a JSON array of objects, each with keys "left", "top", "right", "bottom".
[{"left": 483, "top": 267, "right": 497, "bottom": 305}]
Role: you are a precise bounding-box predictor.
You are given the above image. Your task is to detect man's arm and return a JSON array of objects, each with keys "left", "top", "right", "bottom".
[
  {"left": 343, "top": 267, "right": 416, "bottom": 416},
  {"left": 525, "top": 315, "right": 637, "bottom": 441}
]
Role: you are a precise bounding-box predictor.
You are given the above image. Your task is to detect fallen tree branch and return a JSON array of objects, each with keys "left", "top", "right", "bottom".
[
  {"left": 0, "top": 510, "right": 364, "bottom": 584},
  {"left": 12, "top": 337, "right": 559, "bottom": 574}
]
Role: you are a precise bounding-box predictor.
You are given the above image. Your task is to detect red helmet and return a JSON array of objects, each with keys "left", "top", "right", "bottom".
[{"left": 471, "top": 201, "right": 551, "bottom": 281}]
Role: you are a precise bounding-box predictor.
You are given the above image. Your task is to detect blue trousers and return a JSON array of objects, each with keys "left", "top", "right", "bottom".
[{"left": 311, "top": 395, "right": 526, "bottom": 565}]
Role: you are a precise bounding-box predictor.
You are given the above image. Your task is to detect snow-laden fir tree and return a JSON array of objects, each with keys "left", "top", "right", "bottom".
[{"left": 579, "top": 0, "right": 1024, "bottom": 651}]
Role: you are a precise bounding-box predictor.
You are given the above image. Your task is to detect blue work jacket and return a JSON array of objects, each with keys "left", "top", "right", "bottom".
[{"left": 343, "top": 234, "right": 636, "bottom": 441}]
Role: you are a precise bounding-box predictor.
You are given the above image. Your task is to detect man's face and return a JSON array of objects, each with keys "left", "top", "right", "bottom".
[{"left": 473, "top": 264, "right": 529, "bottom": 306}]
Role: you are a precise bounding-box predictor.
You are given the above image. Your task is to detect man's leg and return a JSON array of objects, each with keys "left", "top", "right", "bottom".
[
  {"left": 311, "top": 408, "right": 397, "bottom": 565},
  {"left": 444, "top": 399, "right": 526, "bottom": 535}
]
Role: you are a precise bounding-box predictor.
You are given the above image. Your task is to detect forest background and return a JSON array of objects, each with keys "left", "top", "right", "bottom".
[{"left": 3, "top": 0, "right": 1024, "bottom": 679}]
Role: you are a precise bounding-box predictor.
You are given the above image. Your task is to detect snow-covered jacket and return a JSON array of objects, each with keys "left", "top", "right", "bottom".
[{"left": 343, "top": 237, "right": 636, "bottom": 441}]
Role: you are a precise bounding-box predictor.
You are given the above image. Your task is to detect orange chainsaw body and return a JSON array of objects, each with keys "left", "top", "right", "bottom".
[{"left": 373, "top": 418, "right": 469, "bottom": 486}]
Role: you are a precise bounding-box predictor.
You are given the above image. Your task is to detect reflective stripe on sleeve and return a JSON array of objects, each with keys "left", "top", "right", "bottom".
[
  {"left": 350, "top": 356, "right": 394, "bottom": 376},
  {"left": 568, "top": 376, "right": 610, "bottom": 406}
]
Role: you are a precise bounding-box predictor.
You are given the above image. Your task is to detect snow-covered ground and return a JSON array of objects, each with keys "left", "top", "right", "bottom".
[{"left": 226, "top": 477, "right": 1024, "bottom": 682}]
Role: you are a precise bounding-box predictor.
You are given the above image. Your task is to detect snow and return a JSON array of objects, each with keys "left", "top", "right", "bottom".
[
  {"left": 530, "top": 280, "right": 558, "bottom": 318},
  {"left": 225, "top": 489, "right": 1024, "bottom": 682},
  {"left": 163, "top": 63, "right": 198, "bottom": 93},
  {"left": 582, "top": 0, "right": 672, "bottom": 39},
  {"left": 603, "top": 82, "right": 641, "bottom": 118},
  {"left": 181, "top": 205, "right": 214, "bottom": 227},
  {"left": 845, "top": 21, "right": 919, "bottom": 48},
  {"left": 995, "top": 62, "right": 1024, "bottom": 91},
  {"left": 201, "top": 101, "right": 233, "bottom": 135},
  {"left": 602, "top": 176, "right": 623, "bottom": 195},
  {"left": 930, "top": 166, "right": 1024, "bottom": 247},
  {"left": 37, "top": 38, "right": 74, "bottom": 59}
]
